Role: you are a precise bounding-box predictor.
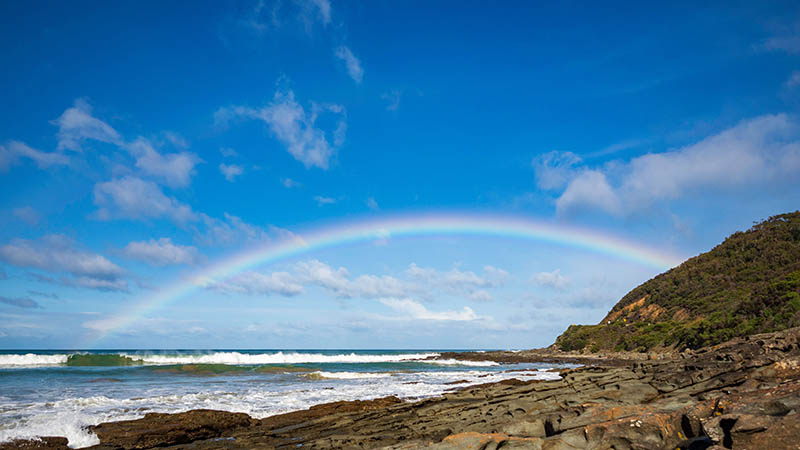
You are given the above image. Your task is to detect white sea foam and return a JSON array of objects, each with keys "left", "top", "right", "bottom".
[
  {"left": 129, "top": 351, "right": 441, "bottom": 365},
  {"left": 0, "top": 352, "right": 504, "bottom": 368},
  {"left": 0, "top": 409, "right": 102, "bottom": 448},
  {"left": 0, "top": 367, "right": 561, "bottom": 448},
  {"left": 0, "top": 351, "right": 442, "bottom": 368},
  {"left": 0, "top": 353, "right": 69, "bottom": 367},
  {"left": 420, "top": 358, "right": 499, "bottom": 366},
  {"left": 309, "top": 371, "right": 393, "bottom": 379}
]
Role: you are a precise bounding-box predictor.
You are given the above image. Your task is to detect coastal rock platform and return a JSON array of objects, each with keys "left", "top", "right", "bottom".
[{"left": 4, "top": 327, "right": 799, "bottom": 450}]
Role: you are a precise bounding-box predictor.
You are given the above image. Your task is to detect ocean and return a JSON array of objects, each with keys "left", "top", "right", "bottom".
[{"left": 0, "top": 350, "right": 569, "bottom": 448}]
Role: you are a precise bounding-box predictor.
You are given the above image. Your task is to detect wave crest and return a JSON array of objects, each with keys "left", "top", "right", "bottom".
[
  {"left": 0, "top": 351, "right": 443, "bottom": 367},
  {"left": 0, "top": 353, "right": 69, "bottom": 366},
  {"left": 129, "top": 352, "right": 441, "bottom": 365}
]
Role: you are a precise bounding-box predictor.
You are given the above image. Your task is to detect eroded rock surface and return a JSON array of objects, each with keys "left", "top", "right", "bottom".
[
  {"left": 6, "top": 328, "right": 800, "bottom": 450},
  {"left": 0, "top": 438, "right": 70, "bottom": 450},
  {"left": 88, "top": 409, "right": 255, "bottom": 449}
]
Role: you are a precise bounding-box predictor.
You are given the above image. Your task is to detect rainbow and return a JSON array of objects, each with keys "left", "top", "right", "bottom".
[{"left": 85, "top": 212, "right": 685, "bottom": 345}]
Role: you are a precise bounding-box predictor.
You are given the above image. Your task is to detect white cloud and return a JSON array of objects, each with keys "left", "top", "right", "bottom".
[
  {"left": 294, "top": 260, "right": 411, "bottom": 299},
  {"left": 73, "top": 276, "right": 128, "bottom": 292},
  {"left": 379, "top": 298, "right": 479, "bottom": 321},
  {"left": 80, "top": 317, "right": 117, "bottom": 332},
  {"left": 51, "top": 99, "right": 122, "bottom": 152},
  {"left": 469, "top": 290, "right": 493, "bottom": 302},
  {"left": 0, "top": 235, "right": 122, "bottom": 279},
  {"left": 12, "top": 206, "right": 39, "bottom": 226},
  {"left": 0, "top": 145, "right": 12, "bottom": 171},
  {"left": 219, "top": 163, "right": 244, "bottom": 182},
  {"left": 533, "top": 151, "right": 582, "bottom": 190},
  {"left": 8, "top": 141, "right": 70, "bottom": 168},
  {"left": 0, "top": 141, "right": 69, "bottom": 170},
  {"left": 237, "top": 0, "right": 274, "bottom": 35},
  {"left": 282, "top": 177, "right": 301, "bottom": 188},
  {"left": 381, "top": 90, "right": 401, "bottom": 111},
  {"left": 541, "top": 115, "right": 800, "bottom": 216},
  {"left": 123, "top": 238, "right": 199, "bottom": 266},
  {"left": 51, "top": 100, "right": 201, "bottom": 187},
  {"left": 533, "top": 269, "right": 570, "bottom": 290},
  {"left": 406, "top": 264, "right": 506, "bottom": 290},
  {"left": 334, "top": 46, "right": 364, "bottom": 83},
  {"left": 483, "top": 265, "right": 510, "bottom": 284},
  {"left": 761, "top": 24, "right": 800, "bottom": 54},
  {"left": 764, "top": 36, "right": 800, "bottom": 53},
  {"left": 236, "top": 0, "right": 330, "bottom": 35},
  {"left": 314, "top": 195, "right": 337, "bottom": 206},
  {"left": 208, "top": 260, "right": 414, "bottom": 300},
  {"left": 556, "top": 170, "right": 620, "bottom": 216},
  {"left": 786, "top": 71, "right": 800, "bottom": 88},
  {"left": 215, "top": 89, "right": 345, "bottom": 169},
  {"left": 206, "top": 271, "right": 303, "bottom": 297},
  {"left": 443, "top": 268, "right": 491, "bottom": 286},
  {"left": 163, "top": 131, "right": 189, "bottom": 149},
  {"left": 366, "top": 197, "right": 379, "bottom": 210},
  {"left": 126, "top": 138, "right": 200, "bottom": 188},
  {"left": 619, "top": 116, "right": 794, "bottom": 200},
  {"left": 0, "top": 234, "right": 126, "bottom": 291},
  {"left": 196, "top": 212, "right": 271, "bottom": 245},
  {"left": 204, "top": 260, "right": 508, "bottom": 304},
  {"left": 307, "top": 0, "right": 331, "bottom": 25},
  {"left": 295, "top": 0, "right": 331, "bottom": 30},
  {"left": 93, "top": 176, "right": 196, "bottom": 223},
  {"left": 93, "top": 175, "right": 272, "bottom": 245},
  {"left": 593, "top": 139, "right": 649, "bottom": 158}
]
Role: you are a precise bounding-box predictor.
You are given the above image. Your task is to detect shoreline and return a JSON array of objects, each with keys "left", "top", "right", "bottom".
[
  {"left": 430, "top": 349, "right": 676, "bottom": 367},
  {"left": 4, "top": 327, "right": 799, "bottom": 449}
]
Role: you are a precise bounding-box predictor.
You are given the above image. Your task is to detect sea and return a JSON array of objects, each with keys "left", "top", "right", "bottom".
[{"left": 0, "top": 349, "right": 571, "bottom": 448}]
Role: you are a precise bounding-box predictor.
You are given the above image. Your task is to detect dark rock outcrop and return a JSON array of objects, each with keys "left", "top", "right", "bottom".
[
  {"left": 0, "top": 438, "right": 69, "bottom": 450},
  {"left": 88, "top": 409, "right": 255, "bottom": 449}
]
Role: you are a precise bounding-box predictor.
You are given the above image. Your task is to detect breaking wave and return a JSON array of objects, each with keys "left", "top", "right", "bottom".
[{"left": 0, "top": 351, "right": 479, "bottom": 368}]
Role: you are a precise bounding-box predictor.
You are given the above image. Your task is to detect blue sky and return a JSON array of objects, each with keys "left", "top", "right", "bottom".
[{"left": 1, "top": 0, "right": 799, "bottom": 349}]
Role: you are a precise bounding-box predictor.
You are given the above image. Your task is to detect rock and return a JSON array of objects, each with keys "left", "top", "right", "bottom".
[
  {"left": 88, "top": 409, "right": 254, "bottom": 449},
  {"left": 0, "top": 437, "right": 69, "bottom": 450},
  {"left": 429, "top": 432, "right": 544, "bottom": 450}
]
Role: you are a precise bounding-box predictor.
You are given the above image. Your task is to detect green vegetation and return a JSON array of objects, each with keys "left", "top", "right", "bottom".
[{"left": 555, "top": 211, "right": 800, "bottom": 352}]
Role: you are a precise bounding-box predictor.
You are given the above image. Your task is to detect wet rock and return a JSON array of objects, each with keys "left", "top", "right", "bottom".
[
  {"left": 0, "top": 437, "right": 69, "bottom": 450},
  {"left": 88, "top": 409, "right": 254, "bottom": 449}
]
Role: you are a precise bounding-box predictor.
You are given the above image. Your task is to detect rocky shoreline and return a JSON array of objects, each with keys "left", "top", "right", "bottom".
[
  {"left": 431, "top": 349, "right": 672, "bottom": 367},
  {"left": 4, "top": 327, "right": 800, "bottom": 450}
]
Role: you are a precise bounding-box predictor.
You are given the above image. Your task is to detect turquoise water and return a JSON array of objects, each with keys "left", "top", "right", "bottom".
[{"left": 0, "top": 350, "right": 570, "bottom": 448}]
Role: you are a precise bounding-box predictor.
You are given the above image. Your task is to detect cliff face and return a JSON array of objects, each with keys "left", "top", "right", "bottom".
[{"left": 555, "top": 211, "right": 800, "bottom": 352}]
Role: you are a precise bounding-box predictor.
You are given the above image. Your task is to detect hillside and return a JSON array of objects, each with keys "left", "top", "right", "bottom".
[{"left": 555, "top": 211, "right": 800, "bottom": 352}]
